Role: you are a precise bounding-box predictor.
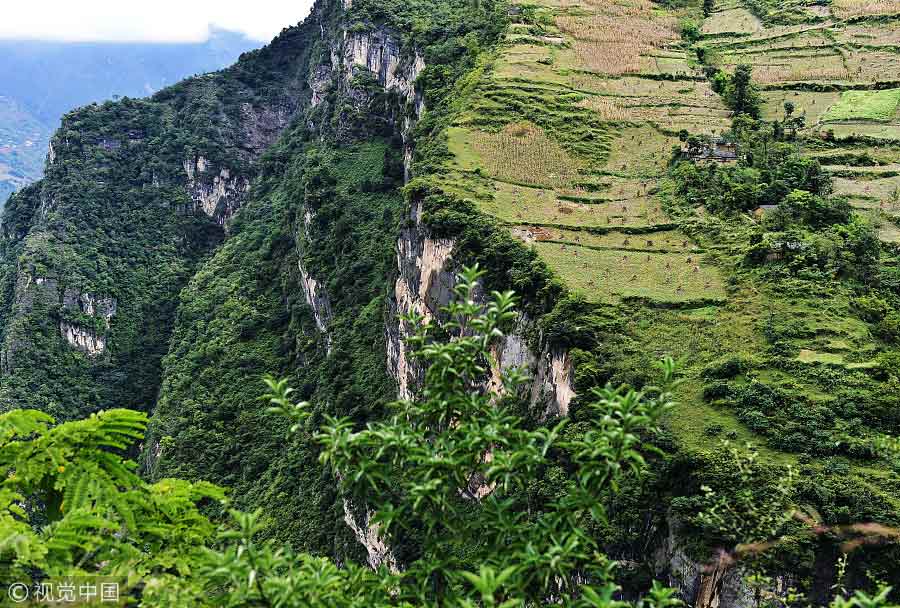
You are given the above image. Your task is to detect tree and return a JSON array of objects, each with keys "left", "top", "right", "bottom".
[
  {"left": 0, "top": 409, "right": 223, "bottom": 585},
  {"left": 770, "top": 190, "right": 852, "bottom": 230},
  {"left": 274, "top": 265, "right": 682, "bottom": 605},
  {"left": 725, "top": 64, "right": 761, "bottom": 119},
  {"left": 0, "top": 268, "right": 682, "bottom": 606},
  {"left": 703, "top": 0, "right": 715, "bottom": 17},
  {"left": 681, "top": 19, "right": 701, "bottom": 43}
]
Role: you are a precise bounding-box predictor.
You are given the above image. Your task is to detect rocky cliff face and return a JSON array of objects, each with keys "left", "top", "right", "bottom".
[
  {"left": 387, "top": 200, "right": 576, "bottom": 417},
  {"left": 320, "top": 19, "right": 576, "bottom": 569},
  {"left": 654, "top": 519, "right": 795, "bottom": 608},
  {"left": 183, "top": 156, "right": 250, "bottom": 224}
]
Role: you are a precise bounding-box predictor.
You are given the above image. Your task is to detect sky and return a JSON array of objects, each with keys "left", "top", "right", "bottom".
[{"left": 0, "top": 0, "right": 316, "bottom": 43}]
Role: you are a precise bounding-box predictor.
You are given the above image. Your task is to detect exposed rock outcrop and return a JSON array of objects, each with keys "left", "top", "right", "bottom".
[
  {"left": 655, "top": 519, "right": 793, "bottom": 608},
  {"left": 298, "top": 263, "right": 334, "bottom": 354},
  {"left": 388, "top": 200, "right": 576, "bottom": 416},
  {"left": 57, "top": 289, "right": 117, "bottom": 356},
  {"left": 309, "top": 65, "right": 333, "bottom": 107},
  {"left": 531, "top": 347, "right": 575, "bottom": 418},
  {"left": 59, "top": 322, "right": 106, "bottom": 357},
  {"left": 238, "top": 102, "right": 296, "bottom": 154},
  {"left": 342, "top": 498, "right": 399, "bottom": 572},
  {"left": 62, "top": 289, "right": 117, "bottom": 328},
  {"left": 390, "top": 204, "right": 455, "bottom": 399},
  {"left": 2, "top": 274, "right": 117, "bottom": 362},
  {"left": 342, "top": 31, "right": 425, "bottom": 109},
  {"left": 182, "top": 156, "right": 250, "bottom": 224}
]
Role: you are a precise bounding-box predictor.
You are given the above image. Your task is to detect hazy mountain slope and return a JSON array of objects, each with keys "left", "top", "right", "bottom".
[
  {"left": 0, "top": 29, "right": 261, "bottom": 205},
  {"left": 0, "top": 96, "right": 48, "bottom": 203},
  {"left": 0, "top": 30, "right": 262, "bottom": 123}
]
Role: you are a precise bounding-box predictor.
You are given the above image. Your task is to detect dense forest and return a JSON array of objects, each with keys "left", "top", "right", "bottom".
[{"left": 1, "top": 0, "right": 899, "bottom": 604}]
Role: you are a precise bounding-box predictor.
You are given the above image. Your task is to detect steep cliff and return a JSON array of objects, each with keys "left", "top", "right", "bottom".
[{"left": 141, "top": 0, "right": 514, "bottom": 561}]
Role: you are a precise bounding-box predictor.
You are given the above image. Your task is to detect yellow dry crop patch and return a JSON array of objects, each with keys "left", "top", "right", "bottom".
[
  {"left": 483, "top": 180, "right": 666, "bottom": 228},
  {"left": 701, "top": 7, "right": 764, "bottom": 35},
  {"left": 831, "top": 0, "right": 900, "bottom": 19},
  {"left": 836, "top": 22, "right": 900, "bottom": 46},
  {"left": 532, "top": 241, "right": 726, "bottom": 303},
  {"left": 714, "top": 32, "right": 834, "bottom": 56},
  {"left": 830, "top": 161, "right": 900, "bottom": 173},
  {"left": 558, "top": 41, "right": 655, "bottom": 75},
  {"left": 469, "top": 125, "right": 583, "bottom": 188},
  {"left": 878, "top": 219, "right": 900, "bottom": 243},
  {"left": 844, "top": 49, "right": 900, "bottom": 84},
  {"left": 511, "top": 225, "right": 699, "bottom": 252},
  {"left": 578, "top": 96, "right": 731, "bottom": 132},
  {"left": 566, "top": 75, "right": 710, "bottom": 98},
  {"left": 554, "top": 0, "right": 680, "bottom": 76},
  {"left": 446, "top": 124, "right": 586, "bottom": 190},
  {"left": 744, "top": 60, "right": 849, "bottom": 84},
  {"left": 796, "top": 349, "right": 845, "bottom": 365},
  {"left": 833, "top": 175, "right": 900, "bottom": 201},
  {"left": 710, "top": 22, "right": 832, "bottom": 46}
]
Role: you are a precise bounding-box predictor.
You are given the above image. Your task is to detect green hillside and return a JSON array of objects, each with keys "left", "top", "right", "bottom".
[{"left": 0, "top": 0, "right": 898, "bottom": 603}]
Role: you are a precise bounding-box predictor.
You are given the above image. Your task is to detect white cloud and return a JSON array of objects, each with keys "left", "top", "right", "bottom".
[{"left": 0, "top": 0, "right": 315, "bottom": 43}]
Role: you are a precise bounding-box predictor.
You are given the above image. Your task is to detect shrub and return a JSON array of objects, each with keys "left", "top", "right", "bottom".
[
  {"left": 877, "top": 313, "right": 900, "bottom": 344},
  {"left": 703, "top": 380, "right": 730, "bottom": 401},
  {"left": 853, "top": 295, "right": 892, "bottom": 323},
  {"left": 702, "top": 356, "right": 749, "bottom": 380}
]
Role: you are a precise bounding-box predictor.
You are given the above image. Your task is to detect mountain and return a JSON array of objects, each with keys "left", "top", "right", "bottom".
[
  {"left": 0, "top": 28, "right": 262, "bottom": 205},
  {"left": 0, "top": 0, "right": 898, "bottom": 603},
  {"left": 0, "top": 96, "right": 46, "bottom": 203}
]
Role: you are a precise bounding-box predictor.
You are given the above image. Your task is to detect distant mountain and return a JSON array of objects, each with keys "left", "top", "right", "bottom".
[
  {"left": 0, "top": 28, "right": 261, "bottom": 205},
  {"left": 0, "top": 96, "right": 47, "bottom": 203}
]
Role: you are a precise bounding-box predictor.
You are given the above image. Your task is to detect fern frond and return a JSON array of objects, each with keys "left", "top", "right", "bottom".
[{"left": 0, "top": 409, "right": 54, "bottom": 445}]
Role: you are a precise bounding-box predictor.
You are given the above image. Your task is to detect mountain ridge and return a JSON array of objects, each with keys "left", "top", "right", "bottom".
[{"left": 0, "top": 28, "right": 263, "bottom": 206}]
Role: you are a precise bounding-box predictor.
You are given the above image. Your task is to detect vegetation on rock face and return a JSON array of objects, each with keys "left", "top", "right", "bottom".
[
  {"left": 0, "top": 13, "right": 320, "bottom": 421},
  {"left": 144, "top": 136, "right": 406, "bottom": 555},
  {"left": 142, "top": 0, "right": 511, "bottom": 561},
  {"left": 1, "top": 274, "right": 897, "bottom": 606},
  {"left": 1, "top": 0, "right": 899, "bottom": 601}
]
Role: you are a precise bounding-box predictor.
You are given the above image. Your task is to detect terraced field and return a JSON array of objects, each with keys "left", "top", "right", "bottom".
[
  {"left": 433, "top": 0, "right": 900, "bottom": 538},
  {"left": 440, "top": 0, "right": 730, "bottom": 305},
  {"left": 701, "top": 0, "right": 900, "bottom": 240}
]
